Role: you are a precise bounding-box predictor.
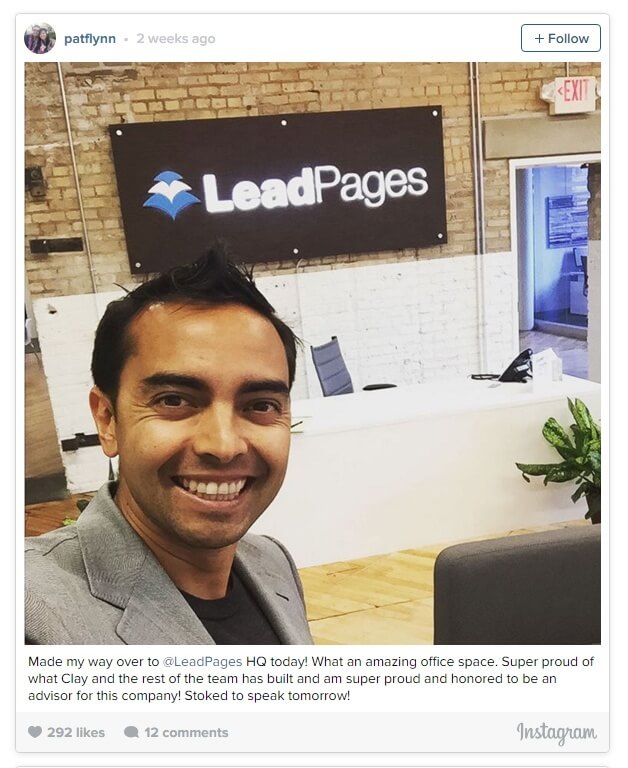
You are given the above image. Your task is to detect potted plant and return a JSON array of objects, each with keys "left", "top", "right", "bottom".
[{"left": 516, "top": 398, "right": 601, "bottom": 524}]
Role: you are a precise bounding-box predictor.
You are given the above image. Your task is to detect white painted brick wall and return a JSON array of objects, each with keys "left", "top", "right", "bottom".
[{"left": 32, "top": 251, "right": 517, "bottom": 493}]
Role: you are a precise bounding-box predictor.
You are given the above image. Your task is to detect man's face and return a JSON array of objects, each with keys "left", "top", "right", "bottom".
[{"left": 90, "top": 302, "right": 292, "bottom": 552}]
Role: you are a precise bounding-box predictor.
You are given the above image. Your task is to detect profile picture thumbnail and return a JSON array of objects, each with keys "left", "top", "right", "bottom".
[{"left": 24, "top": 23, "right": 56, "bottom": 55}]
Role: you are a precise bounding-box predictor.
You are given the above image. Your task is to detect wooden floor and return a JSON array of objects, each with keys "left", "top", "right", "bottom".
[
  {"left": 25, "top": 495, "right": 584, "bottom": 645},
  {"left": 301, "top": 547, "right": 438, "bottom": 644}
]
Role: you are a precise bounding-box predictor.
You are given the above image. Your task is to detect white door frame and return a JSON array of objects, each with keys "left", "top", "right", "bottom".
[{"left": 508, "top": 152, "right": 601, "bottom": 351}]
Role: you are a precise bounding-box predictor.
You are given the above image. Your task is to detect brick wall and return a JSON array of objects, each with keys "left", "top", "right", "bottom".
[{"left": 24, "top": 61, "right": 601, "bottom": 298}]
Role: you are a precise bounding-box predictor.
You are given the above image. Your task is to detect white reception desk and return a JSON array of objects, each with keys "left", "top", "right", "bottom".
[{"left": 251, "top": 376, "right": 601, "bottom": 567}]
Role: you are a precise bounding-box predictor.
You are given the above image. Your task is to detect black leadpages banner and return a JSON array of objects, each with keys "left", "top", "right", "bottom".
[{"left": 109, "top": 106, "right": 447, "bottom": 273}]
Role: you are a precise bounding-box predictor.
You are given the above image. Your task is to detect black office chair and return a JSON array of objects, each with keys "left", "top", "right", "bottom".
[
  {"left": 310, "top": 336, "right": 397, "bottom": 397},
  {"left": 433, "top": 525, "right": 601, "bottom": 645}
]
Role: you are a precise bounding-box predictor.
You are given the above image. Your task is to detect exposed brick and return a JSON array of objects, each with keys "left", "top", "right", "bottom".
[
  {"left": 215, "top": 63, "right": 248, "bottom": 74},
  {"left": 220, "top": 84, "right": 253, "bottom": 97},
  {"left": 208, "top": 74, "right": 239, "bottom": 85},
  {"left": 132, "top": 88, "right": 156, "bottom": 99},
  {"left": 177, "top": 76, "right": 208, "bottom": 86},
  {"left": 155, "top": 88, "right": 188, "bottom": 99},
  {"left": 217, "top": 108, "right": 248, "bottom": 118},
  {"left": 282, "top": 81, "right": 315, "bottom": 93},
  {"left": 188, "top": 86, "right": 220, "bottom": 97},
  {"left": 25, "top": 59, "right": 601, "bottom": 303},
  {"left": 239, "top": 73, "right": 271, "bottom": 84}
]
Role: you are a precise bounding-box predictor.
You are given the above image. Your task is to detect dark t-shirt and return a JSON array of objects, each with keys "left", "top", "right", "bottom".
[{"left": 181, "top": 570, "right": 281, "bottom": 645}]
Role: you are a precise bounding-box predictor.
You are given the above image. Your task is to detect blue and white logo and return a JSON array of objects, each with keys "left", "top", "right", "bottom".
[{"left": 143, "top": 171, "right": 201, "bottom": 220}]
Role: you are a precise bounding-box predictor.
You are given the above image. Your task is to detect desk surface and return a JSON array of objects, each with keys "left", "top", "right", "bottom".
[
  {"left": 256, "top": 374, "right": 602, "bottom": 567},
  {"left": 291, "top": 375, "right": 600, "bottom": 435}
]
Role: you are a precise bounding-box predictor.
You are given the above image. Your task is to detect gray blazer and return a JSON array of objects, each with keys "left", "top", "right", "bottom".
[{"left": 25, "top": 484, "right": 313, "bottom": 645}]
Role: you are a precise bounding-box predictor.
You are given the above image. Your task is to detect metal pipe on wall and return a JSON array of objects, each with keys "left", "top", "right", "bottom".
[
  {"left": 56, "top": 63, "right": 98, "bottom": 296},
  {"left": 517, "top": 167, "right": 535, "bottom": 330},
  {"left": 468, "top": 62, "right": 487, "bottom": 370},
  {"left": 294, "top": 257, "right": 313, "bottom": 397}
]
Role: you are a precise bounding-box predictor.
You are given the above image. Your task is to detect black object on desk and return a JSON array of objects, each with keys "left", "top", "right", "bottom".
[
  {"left": 498, "top": 347, "right": 533, "bottom": 382},
  {"left": 470, "top": 348, "right": 533, "bottom": 383}
]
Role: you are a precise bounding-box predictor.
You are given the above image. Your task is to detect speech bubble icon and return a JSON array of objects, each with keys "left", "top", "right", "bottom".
[{"left": 124, "top": 725, "right": 139, "bottom": 738}]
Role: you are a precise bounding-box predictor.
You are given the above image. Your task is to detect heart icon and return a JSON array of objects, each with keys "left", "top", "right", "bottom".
[{"left": 28, "top": 725, "right": 42, "bottom": 738}]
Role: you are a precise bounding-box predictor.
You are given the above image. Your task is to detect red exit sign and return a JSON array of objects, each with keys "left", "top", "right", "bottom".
[{"left": 551, "top": 76, "right": 597, "bottom": 115}]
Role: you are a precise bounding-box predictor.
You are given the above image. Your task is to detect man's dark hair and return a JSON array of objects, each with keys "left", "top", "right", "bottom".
[{"left": 91, "top": 243, "right": 298, "bottom": 401}]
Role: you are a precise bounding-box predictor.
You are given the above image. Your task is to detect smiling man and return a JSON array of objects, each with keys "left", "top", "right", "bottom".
[{"left": 25, "top": 245, "right": 313, "bottom": 645}]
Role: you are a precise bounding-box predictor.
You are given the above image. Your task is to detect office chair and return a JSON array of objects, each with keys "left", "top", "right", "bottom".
[
  {"left": 310, "top": 336, "right": 397, "bottom": 397},
  {"left": 433, "top": 525, "right": 600, "bottom": 644}
]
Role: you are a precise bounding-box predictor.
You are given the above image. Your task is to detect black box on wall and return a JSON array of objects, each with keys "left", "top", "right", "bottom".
[{"left": 109, "top": 106, "right": 448, "bottom": 273}]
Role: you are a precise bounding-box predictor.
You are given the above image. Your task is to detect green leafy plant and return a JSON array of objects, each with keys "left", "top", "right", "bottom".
[{"left": 516, "top": 398, "right": 601, "bottom": 523}]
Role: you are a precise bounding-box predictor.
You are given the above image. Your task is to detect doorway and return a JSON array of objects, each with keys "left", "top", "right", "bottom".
[{"left": 510, "top": 153, "right": 601, "bottom": 380}]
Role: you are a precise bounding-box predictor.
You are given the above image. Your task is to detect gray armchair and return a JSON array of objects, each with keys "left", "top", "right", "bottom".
[{"left": 433, "top": 525, "right": 601, "bottom": 644}]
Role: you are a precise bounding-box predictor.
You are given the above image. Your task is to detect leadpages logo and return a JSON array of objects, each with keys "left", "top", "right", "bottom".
[
  {"left": 203, "top": 164, "right": 429, "bottom": 213},
  {"left": 143, "top": 171, "right": 201, "bottom": 220},
  {"left": 144, "top": 164, "right": 429, "bottom": 221}
]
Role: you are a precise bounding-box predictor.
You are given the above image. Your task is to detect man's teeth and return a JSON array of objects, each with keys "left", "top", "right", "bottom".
[{"left": 180, "top": 478, "right": 247, "bottom": 500}]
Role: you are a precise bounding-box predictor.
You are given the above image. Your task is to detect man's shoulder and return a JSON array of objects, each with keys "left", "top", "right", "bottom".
[
  {"left": 24, "top": 498, "right": 128, "bottom": 645},
  {"left": 25, "top": 524, "right": 87, "bottom": 592},
  {"left": 26, "top": 524, "right": 84, "bottom": 583},
  {"left": 25, "top": 524, "right": 79, "bottom": 557},
  {"left": 26, "top": 483, "right": 128, "bottom": 566}
]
